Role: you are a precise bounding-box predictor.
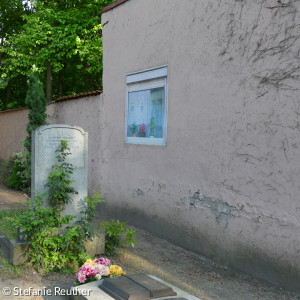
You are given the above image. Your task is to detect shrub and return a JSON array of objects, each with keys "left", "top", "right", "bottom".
[
  {"left": 76, "top": 191, "right": 105, "bottom": 241},
  {"left": 7, "top": 140, "right": 103, "bottom": 273},
  {"left": 6, "top": 152, "right": 30, "bottom": 194},
  {"left": 7, "top": 161, "right": 23, "bottom": 190},
  {"left": 6, "top": 67, "right": 48, "bottom": 194},
  {"left": 99, "top": 219, "right": 137, "bottom": 255},
  {"left": 0, "top": 157, "right": 15, "bottom": 183},
  {"left": 8, "top": 194, "right": 85, "bottom": 272},
  {"left": 44, "top": 140, "right": 78, "bottom": 207},
  {"left": 24, "top": 67, "right": 47, "bottom": 154},
  {"left": 0, "top": 209, "right": 25, "bottom": 239}
]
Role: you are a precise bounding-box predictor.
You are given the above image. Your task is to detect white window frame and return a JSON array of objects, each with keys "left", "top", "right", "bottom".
[{"left": 125, "top": 65, "right": 168, "bottom": 146}]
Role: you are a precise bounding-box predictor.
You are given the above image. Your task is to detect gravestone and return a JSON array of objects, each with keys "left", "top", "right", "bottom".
[
  {"left": 125, "top": 274, "right": 177, "bottom": 298},
  {"left": 100, "top": 274, "right": 177, "bottom": 300},
  {"left": 101, "top": 275, "right": 150, "bottom": 300},
  {"left": 31, "top": 124, "right": 88, "bottom": 222}
]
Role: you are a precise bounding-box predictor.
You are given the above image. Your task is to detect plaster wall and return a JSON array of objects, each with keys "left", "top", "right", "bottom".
[
  {"left": 0, "top": 108, "right": 28, "bottom": 160},
  {"left": 47, "top": 96, "right": 103, "bottom": 192},
  {"left": 101, "top": 0, "right": 300, "bottom": 291},
  {"left": 0, "top": 95, "right": 102, "bottom": 192}
]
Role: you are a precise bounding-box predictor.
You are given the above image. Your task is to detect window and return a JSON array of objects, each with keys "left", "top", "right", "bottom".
[{"left": 125, "top": 66, "right": 168, "bottom": 145}]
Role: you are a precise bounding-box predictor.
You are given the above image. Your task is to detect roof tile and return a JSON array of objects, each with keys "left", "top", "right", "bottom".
[
  {"left": 55, "top": 90, "right": 102, "bottom": 102},
  {"left": 102, "top": 0, "right": 129, "bottom": 14}
]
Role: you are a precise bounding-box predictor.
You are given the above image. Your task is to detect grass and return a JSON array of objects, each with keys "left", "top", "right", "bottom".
[
  {"left": 0, "top": 209, "right": 25, "bottom": 239},
  {"left": 0, "top": 251, "right": 30, "bottom": 279}
]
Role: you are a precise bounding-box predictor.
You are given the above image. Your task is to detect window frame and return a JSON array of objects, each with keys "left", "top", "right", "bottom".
[{"left": 125, "top": 65, "right": 168, "bottom": 146}]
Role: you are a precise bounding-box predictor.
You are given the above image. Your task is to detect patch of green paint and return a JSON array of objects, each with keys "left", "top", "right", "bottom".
[
  {"left": 136, "top": 189, "right": 145, "bottom": 197},
  {"left": 190, "top": 192, "right": 235, "bottom": 227}
]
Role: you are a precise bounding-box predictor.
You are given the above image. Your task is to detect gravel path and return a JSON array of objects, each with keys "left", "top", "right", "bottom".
[
  {"left": 0, "top": 182, "right": 29, "bottom": 210},
  {"left": 0, "top": 183, "right": 299, "bottom": 300}
]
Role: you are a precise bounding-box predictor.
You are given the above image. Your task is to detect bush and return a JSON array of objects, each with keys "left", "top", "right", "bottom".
[
  {"left": 0, "top": 157, "right": 15, "bottom": 184},
  {"left": 5, "top": 67, "right": 48, "bottom": 194},
  {"left": 7, "top": 158, "right": 24, "bottom": 190},
  {"left": 99, "top": 219, "right": 137, "bottom": 255},
  {"left": 6, "top": 152, "right": 30, "bottom": 194},
  {"left": 6, "top": 140, "right": 103, "bottom": 273},
  {"left": 7, "top": 194, "right": 87, "bottom": 272},
  {"left": 0, "top": 209, "right": 25, "bottom": 239}
]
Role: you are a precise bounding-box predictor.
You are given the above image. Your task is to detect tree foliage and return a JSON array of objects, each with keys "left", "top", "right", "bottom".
[
  {"left": 6, "top": 67, "right": 47, "bottom": 193},
  {"left": 0, "top": 0, "right": 115, "bottom": 109},
  {"left": 24, "top": 66, "right": 47, "bottom": 153},
  {"left": 0, "top": 0, "right": 31, "bottom": 109}
]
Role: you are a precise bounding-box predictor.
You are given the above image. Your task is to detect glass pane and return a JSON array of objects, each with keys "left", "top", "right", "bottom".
[{"left": 127, "top": 87, "right": 164, "bottom": 138}]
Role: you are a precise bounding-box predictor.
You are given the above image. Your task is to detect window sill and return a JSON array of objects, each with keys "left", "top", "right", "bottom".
[{"left": 125, "top": 137, "right": 165, "bottom": 146}]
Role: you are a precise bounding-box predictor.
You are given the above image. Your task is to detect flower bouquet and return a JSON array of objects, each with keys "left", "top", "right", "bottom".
[{"left": 74, "top": 257, "right": 125, "bottom": 286}]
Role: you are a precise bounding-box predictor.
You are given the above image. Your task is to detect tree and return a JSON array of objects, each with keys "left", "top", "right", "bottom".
[
  {"left": 24, "top": 66, "right": 47, "bottom": 153},
  {"left": 0, "top": 0, "right": 31, "bottom": 109},
  {"left": 7, "top": 66, "right": 47, "bottom": 193},
  {"left": 2, "top": 0, "right": 115, "bottom": 104}
]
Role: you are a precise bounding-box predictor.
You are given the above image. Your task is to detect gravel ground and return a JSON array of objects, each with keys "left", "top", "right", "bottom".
[
  {"left": 111, "top": 225, "right": 300, "bottom": 300},
  {"left": 0, "top": 182, "right": 299, "bottom": 300}
]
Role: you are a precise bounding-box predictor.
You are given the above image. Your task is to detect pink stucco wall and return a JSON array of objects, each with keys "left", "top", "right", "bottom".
[
  {"left": 0, "top": 108, "right": 28, "bottom": 160},
  {"left": 1, "top": 0, "right": 299, "bottom": 291},
  {"left": 47, "top": 96, "right": 103, "bottom": 191},
  {"left": 101, "top": 0, "right": 300, "bottom": 291},
  {"left": 0, "top": 95, "right": 102, "bottom": 192}
]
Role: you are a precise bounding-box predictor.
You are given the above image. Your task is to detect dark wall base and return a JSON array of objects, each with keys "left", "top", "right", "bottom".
[{"left": 97, "top": 204, "right": 300, "bottom": 294}]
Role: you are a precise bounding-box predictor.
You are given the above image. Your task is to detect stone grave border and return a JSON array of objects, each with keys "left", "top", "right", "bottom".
[
  {"left": 0, "top": 230, "right": 27, "bottom": 265},
  {"left": 70, "top": 275, "right": 202, "bottom": 300}
]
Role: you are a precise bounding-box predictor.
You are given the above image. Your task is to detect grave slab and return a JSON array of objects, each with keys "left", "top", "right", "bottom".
[
  {"left": 100, "top": 275, "right": 150, "bottom": 300},
  {"left": 71, "top": 275, "right": 201, "bottom": 300},
  {"left": 126, "top": 273, "right": 177, "bottom": 298}
]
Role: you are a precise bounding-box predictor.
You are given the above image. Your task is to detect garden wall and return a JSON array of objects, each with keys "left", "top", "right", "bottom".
[
  {"left": 0, "top": 108, "right": 28, "bottom": 160},
  {"left": 100, "top": 0, "right": 300, "bottom": 292},
  {"left": 0, "top": 93, "right": 103, "bottom": 191}
]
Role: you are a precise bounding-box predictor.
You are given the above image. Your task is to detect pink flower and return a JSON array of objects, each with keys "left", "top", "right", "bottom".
[
  {"left": 94, "top": 257, "right": 110, "bottom": 266},
  {"left": 81, "top": 263, "right": 94, "bottom": 275},
  {"left": 76, "top": 271, "right": 83, "bottom": 280},
  {"left": 86, "top": 269, "right": 96, "bottom": 278},
  {"left": 78, "top": 273, "right": 86, "bottom": 284},
  {"left": 139, "top": 124, "right": 147, "bottom": 133}
]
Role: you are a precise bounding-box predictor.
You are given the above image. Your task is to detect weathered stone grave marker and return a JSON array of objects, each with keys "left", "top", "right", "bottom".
[{"left": 31, "top": 124, "right": 88, "bottom": 222}]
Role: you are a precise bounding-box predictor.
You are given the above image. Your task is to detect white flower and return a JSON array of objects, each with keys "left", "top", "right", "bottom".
[
  {"left": 95, "top": 273, "right": 102, "bottom": 280},
  {"left": 95, "top": 264, "right": 110, "bottom": 276},
  {"left": 101, "top": 266, "right": 110, "bottom": 276}
]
